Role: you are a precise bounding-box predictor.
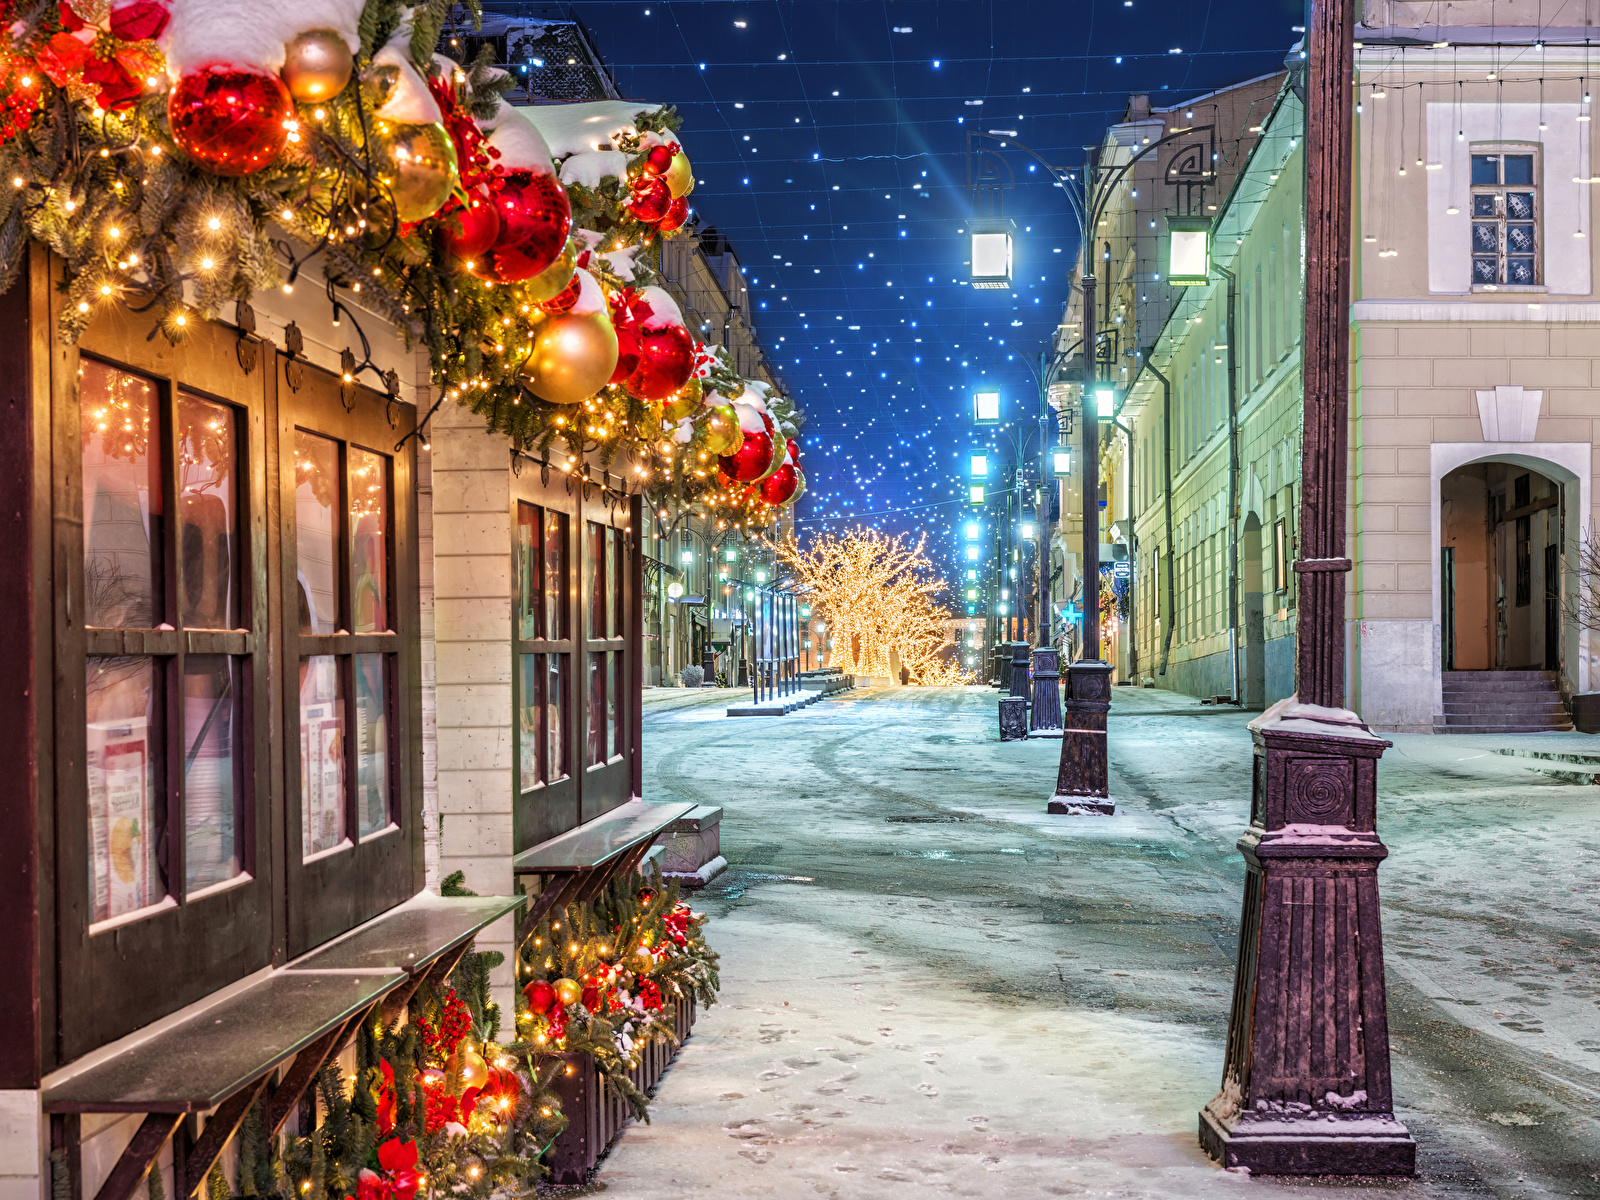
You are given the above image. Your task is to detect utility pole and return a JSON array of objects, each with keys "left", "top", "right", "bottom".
[
  {"left": 1049, "top": 144, "right": 1115, "bottom": 814},
  {"left": 1198, "top": 0, "right": 1414, "bottom": 1174}
]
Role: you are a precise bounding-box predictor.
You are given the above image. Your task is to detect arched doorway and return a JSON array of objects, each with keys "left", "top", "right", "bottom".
[
  {"left": 1438, "top": 457, "right": 1576, "bottom": 732},
  {"left": 1241, "top": 515, "right": 1265, "bottom": 709}
]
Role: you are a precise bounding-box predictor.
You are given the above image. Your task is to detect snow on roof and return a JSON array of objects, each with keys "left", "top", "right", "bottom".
[{"left": 522, "top": 100, "right": 673, "bottom": 160}]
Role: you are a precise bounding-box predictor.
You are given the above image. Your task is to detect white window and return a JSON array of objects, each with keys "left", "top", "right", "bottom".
[{"left": 1470, "top": 149, "right": 1538, "bottom": 285}]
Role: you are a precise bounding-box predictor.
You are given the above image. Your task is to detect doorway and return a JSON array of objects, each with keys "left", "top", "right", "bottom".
[
  {"left": 1439, "top": 462, "right": 1562, "bottom": 672},
  {"left": 1241, "top": 516, "right": 1265, "bottom": 709}
]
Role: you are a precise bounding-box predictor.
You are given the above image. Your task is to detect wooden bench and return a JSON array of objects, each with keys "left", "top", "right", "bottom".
[{"left": 47, "top": 893, "right": 522, "bottom": 1200}]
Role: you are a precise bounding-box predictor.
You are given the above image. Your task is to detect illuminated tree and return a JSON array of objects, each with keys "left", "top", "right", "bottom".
[{"left": 780, "top": 528, "right": 968, "bottom": 685}]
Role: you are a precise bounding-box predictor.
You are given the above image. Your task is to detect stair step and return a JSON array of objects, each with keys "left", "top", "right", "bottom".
[
  {"left": 1443, "top": 670, "right": 1557, "bottom": 682},
  {"left": 1442, "top": 714, "right": 1572, "bottom": 727},
  {"left": 1440, "top": 724, "right": 1576, "bottom": 734},
  {"left": 1442, "top": 704, "right": 1569, "bottom": 716},
  {"left": 1443, "top": 680, "right": 1561, "bottom": 693}
]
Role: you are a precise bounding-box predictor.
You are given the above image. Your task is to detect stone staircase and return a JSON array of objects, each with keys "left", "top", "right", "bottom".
[{"left": 1438, "top": 670, "right": 1574, "bottom": 734}]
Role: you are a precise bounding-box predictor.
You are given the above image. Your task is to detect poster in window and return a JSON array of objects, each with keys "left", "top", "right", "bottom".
[
  {"left": 88, "top": 720, "right": 153, "bottom": 922},
  {"left": 300, "top": 656, "right": 346, "bottom": 857}
]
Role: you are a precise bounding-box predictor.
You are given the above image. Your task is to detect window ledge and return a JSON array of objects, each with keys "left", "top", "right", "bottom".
[{"left": 1471, "top": 284, "right": 1547, "bottom": 293}]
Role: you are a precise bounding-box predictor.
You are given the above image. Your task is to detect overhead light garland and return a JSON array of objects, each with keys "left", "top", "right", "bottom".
[{"left": 0, "top": 0, "right": 803, "bottom": 524}]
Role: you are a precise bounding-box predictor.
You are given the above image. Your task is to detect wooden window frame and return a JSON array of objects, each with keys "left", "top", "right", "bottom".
[
  {"left": 278, "top": 355, "right": 421, "bottom": 958},
  {"left": 50, "top": 280, "right": 276, "bottom": 1064},
  {"left": 1470, "top": 146, "right": 1540, "bottom": 287}
]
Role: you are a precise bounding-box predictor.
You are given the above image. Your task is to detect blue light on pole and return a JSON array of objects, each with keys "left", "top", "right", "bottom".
[{"left": 972, "top": 391, "right": 1000, "bottom": 425}]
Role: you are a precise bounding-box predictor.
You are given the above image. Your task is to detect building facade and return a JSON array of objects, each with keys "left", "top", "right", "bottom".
[{"left": 1082, "top": 0, "right": 1600, "bottom": 732}]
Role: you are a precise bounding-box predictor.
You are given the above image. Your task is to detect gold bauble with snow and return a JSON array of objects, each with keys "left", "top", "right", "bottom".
[
  {"left": 523, "top": 239, "right": 578, "bottom": 304},
  {"left": 702, "top": 402, "right": 741, "bottom": 455}
]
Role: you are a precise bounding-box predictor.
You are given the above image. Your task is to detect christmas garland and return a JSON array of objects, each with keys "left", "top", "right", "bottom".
[{"left": 0, "top": 0, "right": 804, "bottom": 527}]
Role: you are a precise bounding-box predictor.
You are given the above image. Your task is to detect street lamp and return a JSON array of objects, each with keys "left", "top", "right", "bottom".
[
  {"left": 666, "top": 581, "right": 684, "bottom": 599},
  {"left": 968, "top": 217, "right": 1015, "bottom": 289},
  {"left": 969, "top": 452, "right": 989, "bottom": 477},
  {"left": 1051, "top": 446, "right": 1072, "bottom": 477},
  {"left": 965, "top": 522, "right": 981, "bottom": 539},
  {"left": 972, "top": 391, "right": 1001, "bottom": 425},
  {"left": 1166, "top": 215, "right": 1213, "bottom": 286},
  {"left": 680, "top": 549, "right": 693, "bottom": 564},
  {"left": 966, "top": 545, "right": 981, "bottom": 561},
  {"left": 1094, "top": 385, "right": 1117, "bottom": 419},
  {"left": 968, "top": 483, "right": 985, "bottom": 504},
  {"left": 1020, "top": 522, "right": 1035, "bottom": 539}
]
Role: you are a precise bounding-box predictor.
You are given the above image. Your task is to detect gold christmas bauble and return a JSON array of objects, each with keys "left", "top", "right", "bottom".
[
  {"left": 282, "top": 29, "right": 354, "bottom": 102},
  {"left": 552, "top": 977, "right": 583, "bottom": 1007},
  {"left": 633, "top": 946, "right": 654, "bottom": 973},
  {"left": 702, "top": 403, "right": 741, "bottom": 455},
  {"left": 375, "top": 121, "right": 459, "bottom": 225},
  {"left": 523, "top": 239, "right": 577, "bottom": 304},
  {"left": 664, "top": 151, "right": 694, "bottom": 198},
  {"left": 663, "top": 376, "right": 702, "bottom": 422},
  {"left": 454, "top": 1044, "right": 489, "bottom": 1090},
  {"left": 524, "top": 313, "right": 618, "bottom": 405},
  {"left": 755, "top": 427, "right": 788, "bottom": 482}
]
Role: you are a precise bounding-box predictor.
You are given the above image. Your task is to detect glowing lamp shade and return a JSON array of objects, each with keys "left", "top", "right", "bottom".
[
  {"left": 972, "top": 391, "right": 1001, "bottom": 425},
  {"left": 1094, "top": 386, "right": 1116, "bottom": 419},
  {"left": 966, "top": 545, "right": 981, "bottom": 561},
  {"left": 666, "top": 582, "right": 684, "bottom": 599},
  {"left": 969, "top": 452, "right": 988, "bottom": 477},
  {"left": 1167, "top": 215, "right": 1212, "bottom": 286},
  {"left": 1052, "top": 448, "right": 1072, "bottom": 477},
  {"left": 1020, "top": 522, "right": 1036, "bottom": 539},
  {"left": 724, "top": 548, "right": 738, "bottom": 562},
  {"left": 680, "top": 549, "right": 694, "bottom": 564},
  {"left": 755, "top": 569, "right": 767, "bottom": 582},
  {"left": 968, "top": 483, "right": 985, "bottom": 504},
  {"left": 969, "top": 218, "right": 1015, "bottom": 289},
  {"left": 964, "top": 522, "right": 980, "bottom": 539},
  {"left": 966, "top": 588, "right": 978, "bottom": 600}
]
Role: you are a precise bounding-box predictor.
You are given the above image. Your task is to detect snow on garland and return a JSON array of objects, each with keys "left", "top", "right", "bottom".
[{"left": 0, "top": 0, "right": 802, "bottom": 527}]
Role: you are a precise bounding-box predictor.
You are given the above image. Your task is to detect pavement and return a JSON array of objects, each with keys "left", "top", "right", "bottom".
[{"left": 584, "top": 683, "right": 1600, "bottom": 1198}]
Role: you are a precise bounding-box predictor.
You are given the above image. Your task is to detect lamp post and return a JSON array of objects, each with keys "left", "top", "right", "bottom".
[{"left": 1197, "top": 0, "right": 1413, "bottom": 1174}]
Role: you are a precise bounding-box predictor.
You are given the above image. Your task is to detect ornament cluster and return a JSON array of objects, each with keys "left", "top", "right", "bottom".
[{"left": 0, "top": 0, "right": 804, "bottom": 529}]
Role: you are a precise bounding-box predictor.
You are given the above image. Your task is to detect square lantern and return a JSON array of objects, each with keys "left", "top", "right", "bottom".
[
  {"left": 1094, "top": 385, "right": 1117, "bottom": 419},
  {"left": 969, "top": 218, "right": 1015, "bottom": 289},
  {"left": 1051, "top": 447, "right": 1072, "bottom": 477},
  {"left": 973, "top": 391, "right": 1000, "bottom": 425},
  {"left": 966, "top": 545, "right": 981, "bottom": 561},
  {"left": 969, "top": 452, "right": 988, "bottom": 477},
  {"left": 1167, "top": 215, "right": 1212, "bottom": 286},
  {"left": 964, "top": 522, "right": 981, "bottom": 539},
  {"left": 968, "top": 483, "right": 985, "bottom": 505}
]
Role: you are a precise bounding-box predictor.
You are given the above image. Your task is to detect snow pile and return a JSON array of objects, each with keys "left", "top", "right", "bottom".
[
  {"left": 480, "top": 100, "right": 556, "bottom": 176},
  {"left": 162, "top": 0, "right": 363, "bottom": 77}
]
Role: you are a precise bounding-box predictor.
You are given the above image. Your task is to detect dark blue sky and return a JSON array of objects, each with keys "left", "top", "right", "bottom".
[{"left": 551, "top": 0, "right": 1298, "bottom": 568}]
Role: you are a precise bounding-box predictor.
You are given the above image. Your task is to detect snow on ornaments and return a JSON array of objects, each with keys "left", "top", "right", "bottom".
[
  {"left": 626, "top": 287, "right": 695, "bottom": 400},
  {"left": 475, "top": 103, "right": 572, "bottom": 282}
]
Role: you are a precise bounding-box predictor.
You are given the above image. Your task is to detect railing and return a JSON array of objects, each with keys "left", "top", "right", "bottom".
[{"left": 751, "top": 588, "right": 801, "bottom": 706}]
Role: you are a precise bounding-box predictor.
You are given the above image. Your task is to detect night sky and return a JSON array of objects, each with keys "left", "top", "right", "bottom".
[{"left": 534, "top": 1, "right": 1298, "bottom": 573}]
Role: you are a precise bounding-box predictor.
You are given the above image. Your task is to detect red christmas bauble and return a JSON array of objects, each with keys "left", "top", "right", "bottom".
[
  {"left": 629, "top": 176, "right": 672, "bottom": 223},
  {"left": 480, "top": 171, "right": 572, "bottom": 282},
  {"left": 541, "top": 271, "right": 582, "bottom": 314},
  {"left": 657, "top": 196, "right": 689, "bottom": 232},
  {"left": 627, "top": 324, "right": 695, "bottom": 400},
  {"left": 441, "top": 196, "right": 500, "bottom": 260},
  {"left": 523, "top": 979, "right": 556, "bottom": 1013},
  {"left": 759, "top": 463, "right": 799, "bottom": 507},
  {"left": 719, "top": 429, "right": 774, "bottom": 483},
  {"left": 609, "top": 298, "right": 642, "bottom": 384},
  {"left": 168, "top": 67, "right": 292, "bottom": 177},
  {"left": 644, "top": 144, "right": 675, "bottom": 175}
]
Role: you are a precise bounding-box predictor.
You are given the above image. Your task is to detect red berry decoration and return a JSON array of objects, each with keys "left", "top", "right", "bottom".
[
  {"left": 167, "top": 67, "right": 293, "bottom": 177},
  {"left": 657, "top": 196, "right": 689, "bottom": 232},
  {"left": 480, "top": 171, "right": 572, "bottom": 283},
  {"left": 441, "top": 196, "right": 500, "bottom": 260},
  {"left": 644, "top": 144, "right": 675, "bottom": 175},
  {"left": 759, "top": 463, "right": 799, "bottom": 507},
  {"left": 627, "top": 323, "right": 695, "bottom": 400},
  {"left": 720, "top": 429, "right": 774, "bottom": 482},
  {"left": 629, "top": 176, "right": 672, "bottom": 224}
]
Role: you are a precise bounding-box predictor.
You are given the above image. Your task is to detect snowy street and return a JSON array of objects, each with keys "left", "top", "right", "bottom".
[{"left": 591, "top": 684, "right": 1600, "bottom": 1199}]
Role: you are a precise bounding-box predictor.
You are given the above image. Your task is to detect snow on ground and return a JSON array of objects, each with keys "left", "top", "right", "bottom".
[{"left": 589, "top": 684, "right": 1600, "bottom": 1198}]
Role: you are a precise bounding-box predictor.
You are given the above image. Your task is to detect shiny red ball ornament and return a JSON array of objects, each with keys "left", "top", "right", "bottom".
[
  {"left": 541, "top": 271, "right": 582, "bottom": 314},
  {"left": 629, "top": 176, "right": 672, "bottom": 224},
  {"left": 644, "top": 144, "right": 675, "bottom": 175},
  {"left": 441, "top": 197, "right": 500, "bottom": 260},
  {"left": 657, "top": 196, "right": 689, "bottom": 232},
  {"left": 759, "top": 463, "right": 799, "bottom": 507},
  {"left": 627, "top": 324, "right": 695, "bottom": 400},
  {"left": 719, "top": 429, "right": 774, "bottom": 483},
  {"left": 167, "top": 67, "right": 293, "bottom": 177},
  {"left": 609, "top": 299, "right": 642, "bottom": 385},
  {"left": 523, "top": 979, "right": 556, "bottom": 1013},
  {"left": 480, "top": 171, "right": 572, "bottom": 282}
]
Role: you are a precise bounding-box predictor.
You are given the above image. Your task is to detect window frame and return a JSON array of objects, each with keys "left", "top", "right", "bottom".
[
  {"left": 53, "top": 288, "right": 276, "bottom": 1064},
  {"left": 1469, "top": 145, "right": 1541, "bottom": 287},
  {"left": 278, "top": 352, "right": 421, "bottom": 959}
]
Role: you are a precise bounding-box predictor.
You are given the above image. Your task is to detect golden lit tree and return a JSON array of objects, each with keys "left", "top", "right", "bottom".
[{"left": 780, "top": 528, "right": 968, "bottom": 685}]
